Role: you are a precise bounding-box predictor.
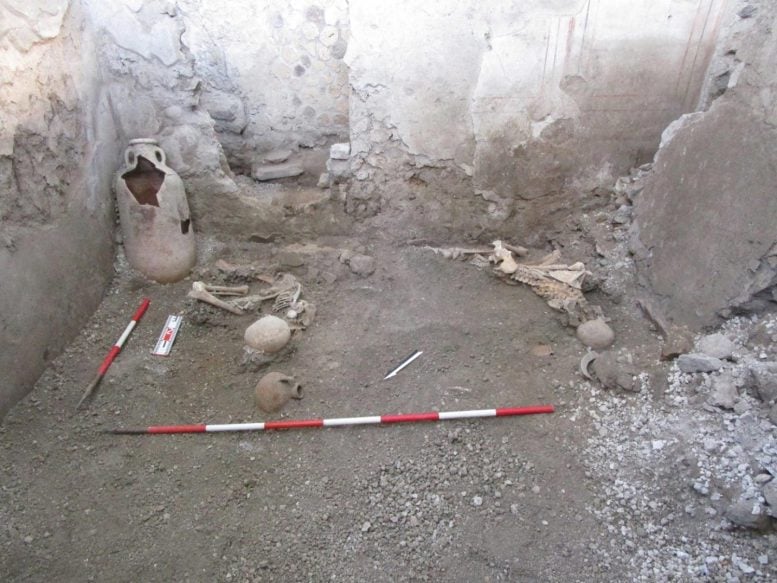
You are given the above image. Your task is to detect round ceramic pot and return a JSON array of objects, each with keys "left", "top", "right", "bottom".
[{"left": 115, "top": 139, "right": 196, "bottom": 283}]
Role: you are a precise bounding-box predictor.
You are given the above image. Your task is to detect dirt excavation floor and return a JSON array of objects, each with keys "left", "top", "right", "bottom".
[{"left": 3, "top": 182, "right": 777, "bottom": 582}]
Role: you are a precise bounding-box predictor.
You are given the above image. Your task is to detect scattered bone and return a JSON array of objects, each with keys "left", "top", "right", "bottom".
[
  {"left": 200, "top": 283, "right": 249, "bottom": 296},
  {"left": 490, "top": 240, "right": 519, "bottom": 274},
  {"left": 425, "top": 246, "right": 494, "bottom": 260},
  {"left": 423, "top": 240, "right": 526, "bottom": 261},
  {"left": 502, "top": 243, "right": 528, "bottom": 257},
  {"left": 531, "top": 344, "right": 554, "bottom": 357},
  {"left": 469, "top": 255, "right": 490, "bottom": 269},
  {"left": 188, "top": 282, "right": 244, "bottom": 315},
  {"left": 212, "top": 259, "right": 259, "bottom": 282},
  {"left": 298, "top": 301, "right": 316, "bottom": 327}
]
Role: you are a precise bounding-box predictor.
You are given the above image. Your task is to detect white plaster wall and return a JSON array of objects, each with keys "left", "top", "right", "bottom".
[
  {"left": 0, "top": 0, "right": 118, "bottom": 417},
  {"left": 632, "top": 0, "right": 777, "bottom": 329},
  {"left": 81, "top": 0, "right": 237, "bottom": 197},
  {"left": 179, "top": 0, "right": 350, "bottom": 164},
  {"left": 347, "top": 0, "right": 727, "bottom": 204}
]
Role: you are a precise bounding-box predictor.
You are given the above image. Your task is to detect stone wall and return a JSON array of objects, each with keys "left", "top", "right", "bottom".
[
  {"left": 82, "top": 0, "right": 237, "bottom": 199},
  {"left": 0, "top": 0, "right": 117, "bottom": 417},
  {"left": 179, "top": 0, "right": 350, "bottom": 171},
  {"left": 345, "top": 0, "right": 726, "bottom": 233},
  {"left": 632, "top": 1, "right": 777, "bottom": 330}
]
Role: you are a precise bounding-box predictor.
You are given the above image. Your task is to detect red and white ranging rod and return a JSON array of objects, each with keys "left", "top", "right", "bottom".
[
  {"left": 77, "top": 298, "right": 151, "bottom": 409},
  {"left": 106, "top": 404, "right": 555, "bottom": 434}
]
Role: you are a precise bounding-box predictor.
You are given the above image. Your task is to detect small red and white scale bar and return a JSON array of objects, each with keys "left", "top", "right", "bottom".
[
  {"left": 106, "top": 405, "right": 554, "bottom": 434},
  {"left": 152, "top": 315, "right": 183, "bottom": 356}
]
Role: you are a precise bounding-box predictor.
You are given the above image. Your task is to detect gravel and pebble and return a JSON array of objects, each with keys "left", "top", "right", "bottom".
[{"left": 573, "top": 314, "right": 777, "bottom": 581}]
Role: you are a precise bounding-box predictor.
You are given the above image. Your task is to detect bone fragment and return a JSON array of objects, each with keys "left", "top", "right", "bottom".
[
  {"left": 491, "top": 241, "right": 519, "bottom": 274},
  {"left": 189, "top": 282, "right": 244, "bottom": 315},
  {"left": 425, "top": 246, "right": 494, "bottom": 260},
  {"left": 502, "top": 243, "right": 528, "bottom": 257},
  {"left": 202, "top": 283, "right": 249, "bottom": 296}
]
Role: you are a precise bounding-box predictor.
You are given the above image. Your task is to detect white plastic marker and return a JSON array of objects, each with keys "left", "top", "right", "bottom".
[
  {"left": 152, "top": 315, "right": 182, "bottom": 356},
  {"left": 384, "top": 350, "right": 423, "bottom": 380}
]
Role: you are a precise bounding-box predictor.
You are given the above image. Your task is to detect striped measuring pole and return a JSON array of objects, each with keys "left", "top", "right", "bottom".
[
  {"left": 77, "top": 298, "right": 151, "bottom": 409},
  {"left": 107, "top": 405, "right": 555, "bottom": 434}
]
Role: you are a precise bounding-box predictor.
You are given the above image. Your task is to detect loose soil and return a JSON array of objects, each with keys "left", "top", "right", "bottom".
[{"left": 2, "top": 184, "right": 775, "bottom": 582}]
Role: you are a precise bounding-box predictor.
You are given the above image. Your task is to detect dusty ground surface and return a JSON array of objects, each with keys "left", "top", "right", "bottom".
[{"left": 2, "top": 181, "right": 777, "bottom": 582}]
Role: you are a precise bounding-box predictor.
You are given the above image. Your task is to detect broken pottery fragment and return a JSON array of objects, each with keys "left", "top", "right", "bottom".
[
  {"left": 244, "top": 315, "right": 291, "bottom": 353},
  {"left": 115, "top": 139, "right": 196, "bottom": 283},
  {"left": 592, "top": 351, "right": 638, "bottom": 392},
  {"left": 255, "top": 372, "right": 302, "bottom": 413}
]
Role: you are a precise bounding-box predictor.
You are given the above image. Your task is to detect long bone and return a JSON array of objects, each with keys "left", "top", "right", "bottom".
[
  {"left": 188, "top": 281, "right": 244, "bottom": 315},
  {"left": 200, "top": 283, "right": 249, "bottom": 296}
]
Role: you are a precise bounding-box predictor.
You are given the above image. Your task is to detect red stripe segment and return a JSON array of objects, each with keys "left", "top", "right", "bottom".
[
  {"left": 496, "top": 405, "right": 555, "bottom": 416},
  {"left": 264, "top": 419, "right": 325, "bottom": 430},
  {"left": 148, "top": 424, "right": 207, "bottom": 434},
  {"left": 132, "top": 298, "right": 151, "bottom": 321},
  {"left": 381, "top": 412, "right": 440, "bottom": 424},
  {"left": 97, "top": 346, "right": 122, "bottom": 375}
]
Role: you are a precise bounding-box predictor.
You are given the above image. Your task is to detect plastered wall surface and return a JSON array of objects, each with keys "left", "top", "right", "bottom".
[
  {"left": 179, "top": 0, "right": 350, "bottom": 168},
  {"left": 81, "top": 0, "right": 237, "bottom": 199},
  {"left": 346, "top": 0, "right": 727, "bottom": 219},
  {"left": 0, "top": 0, "right": 117, "bottom": 417},
  {"left": 633, "top": 2, "right": 777, "bottom": 329}
]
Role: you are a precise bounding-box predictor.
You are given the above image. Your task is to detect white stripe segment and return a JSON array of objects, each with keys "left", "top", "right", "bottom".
[
  {"left": 115, "top": 321, "right": 137, "bottom": 347},
  {"left": 207, "top": 422, "right": 266, "bottom": 432},
  {"left": 324, "top": 416, "right": 382, "bottom": 427},
  {"left": 439, "top": 409, "right": 497, "bottom": 420}
]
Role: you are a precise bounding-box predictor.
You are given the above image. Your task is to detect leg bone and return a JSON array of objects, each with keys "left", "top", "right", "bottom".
[{"left": 189, "top": 282, "right": 244, "bottom": 314}]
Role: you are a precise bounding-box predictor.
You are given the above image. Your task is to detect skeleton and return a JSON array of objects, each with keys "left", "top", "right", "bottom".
[
  {"left": 427, "top": 239, "right": 601, "bottom": 325},
  {"left": 188, "top": 272, "right": 316, "bottom": 325},
  {"left": 489, "top": 242, "right": 601, "bottom": 324}
]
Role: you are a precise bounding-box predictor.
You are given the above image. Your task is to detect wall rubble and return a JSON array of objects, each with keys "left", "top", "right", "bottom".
[{"left": 632, "top": 1, "right": 777, "bottom": 330}]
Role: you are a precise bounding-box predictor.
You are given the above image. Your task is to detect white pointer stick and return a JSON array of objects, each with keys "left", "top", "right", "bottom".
[{"left": 384, "top": 350, "right": 423, "bottom": 380}]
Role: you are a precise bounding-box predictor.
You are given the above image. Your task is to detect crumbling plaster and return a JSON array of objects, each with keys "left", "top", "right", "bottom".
[
  {"left": 179, "top": 0, "right": 350, "bottom": 171},
  {"left": 633, "top": 1, "right": 777, "bottom": 329},
  {"left": 346, "top": 0, "right": 727, "bottom": 225},
  {"left": 82, "top": 0, "right": 237, "bottom": 199},
  {"left": 0, "top": 0, "right": 117, "bottom": 417}
]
